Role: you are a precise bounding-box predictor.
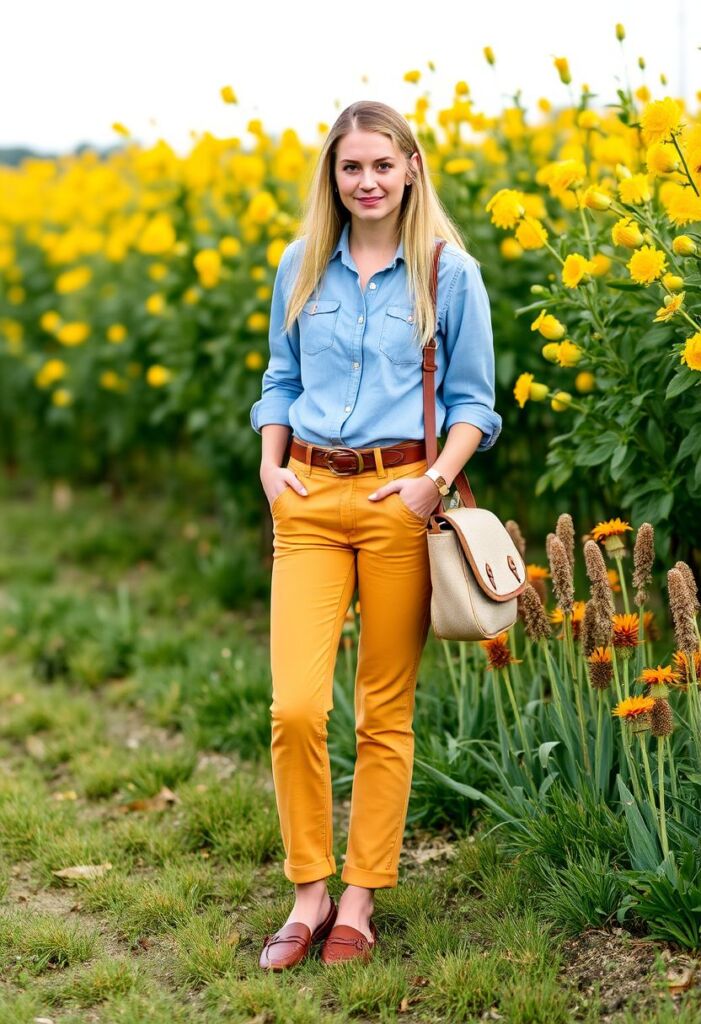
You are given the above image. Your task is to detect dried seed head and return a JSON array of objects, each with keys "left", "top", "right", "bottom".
[
  {"left": 518, "top": 583, "right": 552, "bottom": 641},
  {"left": 584, "top": 539, "right": 615, "bottom": 621},
  {"left": 668, "top": 567, "right": 698, "bottom": 655},
  {"left": 556, "top": 513, "right": 575, "bottom": 572},
  {"left": 674, "top": 561, "right": 700, "bottom": 615},
  {"left": 505, "top": 519, "right": 526, "bottom": 559},
  {"left": 650, "top": 698, "right": 674, "bottom": 737},
  {"left": 548, "top": 536, "right": 574, "bottom": 616},
  {"left": 581, "top": 600, "right": 600, "bottom": 658},
  {"left": 633, "top": 523, "right": 655, "bottom": 607},
  {"left": 545, "top": 532, "right": 556, "bottom": 561}
]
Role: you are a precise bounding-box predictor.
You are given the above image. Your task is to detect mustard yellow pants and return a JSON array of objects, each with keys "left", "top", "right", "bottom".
[{"left": 269, "top": 441, "right": 432, "bottom": 889}]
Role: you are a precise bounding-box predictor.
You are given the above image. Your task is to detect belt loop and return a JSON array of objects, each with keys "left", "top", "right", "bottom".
[
  {"left": 302, "top": 442, "right": 313, "bottom": 478},
  {"left": 372, "top": 446, "right": 387, "bottom": 478}
]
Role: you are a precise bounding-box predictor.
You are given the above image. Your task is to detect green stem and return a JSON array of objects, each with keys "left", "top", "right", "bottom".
[
  {"left": 502, "top": 666, "right": 538, "bottom": 797},
  {"left": 658, "top": 736, "right": 670, "bottom": 860},
  {"left": 614, "top": 554, "right": 631, "bottom": 614}
]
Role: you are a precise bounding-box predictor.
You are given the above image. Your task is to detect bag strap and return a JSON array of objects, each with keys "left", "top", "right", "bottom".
[{"left": 423, "top": 241, "right": 477, "bottom": 515}]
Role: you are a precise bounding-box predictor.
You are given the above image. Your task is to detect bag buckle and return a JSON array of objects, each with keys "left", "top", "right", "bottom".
[{"left": 324, "top": 446, "right": 365, "bottom": 475}]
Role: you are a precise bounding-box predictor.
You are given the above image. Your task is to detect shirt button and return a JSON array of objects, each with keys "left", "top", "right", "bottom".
[
  {"left": 369, "top": 282, "right": 376, "bottom": 290},
  {"left": 358, "top": 315, "right": 364, "bottom": 324},
  {"left": 352, "top": 361, "right": 360, "bottom": 369},
  {"left": 344, "top": 405, "right": 351, "bottom": 412}
]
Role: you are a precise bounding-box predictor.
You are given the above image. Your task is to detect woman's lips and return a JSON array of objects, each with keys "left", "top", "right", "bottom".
[{"left": 357, "top": 197, "right": 382, "bottom": 205}]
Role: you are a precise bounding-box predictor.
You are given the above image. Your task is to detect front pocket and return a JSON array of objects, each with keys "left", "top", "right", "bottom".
[
  {"left": 270, "top": 487, "right": 290, "bottom": 515},
  {"left": 378, "top": 305, "right": 422, "bottom": 365},
  {"left": 300, "top": 298, "right": 341, "bottom": 354},
  {"left": 395, "top": 492, "right": 430, "bottom": 525}
]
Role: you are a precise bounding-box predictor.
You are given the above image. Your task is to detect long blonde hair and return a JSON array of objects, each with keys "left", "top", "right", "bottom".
[{"left": 282, "top": 100, "right": 469, "bottom": 349}]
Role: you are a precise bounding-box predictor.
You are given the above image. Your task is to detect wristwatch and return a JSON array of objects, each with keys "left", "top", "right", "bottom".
[{"left": 424, "top": 467, "right": 450, "bottom": 496}]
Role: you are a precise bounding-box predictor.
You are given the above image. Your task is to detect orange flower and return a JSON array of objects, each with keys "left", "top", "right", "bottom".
[
  {"left": 592, "top": 518, "right": 633, "bottom": 558},
  {"left": 638, "top": 665, "right": 679, "bottom": 686},
  {"left": 612, "top": 613, "right": 640, "bottom": 648},
  {"left": 589, "top": 646, "right": 613, "bottom": 664},
  {"left": 612, "top": 695, "right": 655, "bottom": 719},
  {"left": 643, "top": 610, "right": 659, "bottom": 642},
  {"left": 549, "top": 600, "right": 586, "bottom": 639},
  {"left": 672, "top": 649, "right": 701, "bottom": 685},
  {"left": 607, "top": 568, "right": 621, "bottom": 593},
  {"left": 481, "top": 632, "right": 522, "bottom": 670},
  {"left": 527, "top": 565, "right": 550, "bottom": 581}
]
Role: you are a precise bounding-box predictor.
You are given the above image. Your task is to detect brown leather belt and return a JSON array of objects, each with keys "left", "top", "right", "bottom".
[{"left": 289, "top": 436, "right": 426, "bottom": 476}]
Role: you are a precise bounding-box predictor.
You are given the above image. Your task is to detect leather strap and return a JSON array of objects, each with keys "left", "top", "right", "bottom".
[
  {"left": 424, "top": 242, "right": 477, "bottom": 518},
  {"left": 289, "top": 437, "right": 427, "bottom": 474}
]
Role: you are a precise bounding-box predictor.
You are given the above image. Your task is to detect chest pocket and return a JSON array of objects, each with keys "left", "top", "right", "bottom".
[
  {"left": 300, "top": 299, "right": 341, "bottom": 354},
  {"left": 378, "top": 305, "right": 423, "bottom": 365}
]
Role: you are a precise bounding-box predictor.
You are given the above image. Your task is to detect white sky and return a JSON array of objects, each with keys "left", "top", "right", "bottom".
[{"left": 3, "top": 0, "right": 700, "bottom": 155}]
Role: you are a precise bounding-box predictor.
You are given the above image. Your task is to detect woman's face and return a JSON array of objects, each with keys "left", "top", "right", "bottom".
[{"left": 333, "top": 130, "right": 418, "bottom": 226}]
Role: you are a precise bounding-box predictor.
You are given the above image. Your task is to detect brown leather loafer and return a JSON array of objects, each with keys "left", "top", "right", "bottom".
[
  {"left": 259, "top": 896, "right": 337, "bottom": 971},
  {"left": 320, "top": 919, "right": 378, "bottom": 965}
]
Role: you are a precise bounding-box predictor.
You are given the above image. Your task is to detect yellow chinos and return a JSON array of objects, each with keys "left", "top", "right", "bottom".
[{"left": 269, "top": 441, "right": 432, "bottom": 889}]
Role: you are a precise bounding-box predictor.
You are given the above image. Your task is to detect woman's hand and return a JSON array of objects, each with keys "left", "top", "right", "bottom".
[
  {"left": 367, "top": 476, "right": 440, "bottom": 519},
  {"left": 260, "top": 462, "right": 308, "bottom": 508}
]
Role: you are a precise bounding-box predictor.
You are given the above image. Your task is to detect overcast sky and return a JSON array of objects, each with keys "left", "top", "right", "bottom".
[{"left": 4, "top": 0, "right": 700, "bottom": 155}]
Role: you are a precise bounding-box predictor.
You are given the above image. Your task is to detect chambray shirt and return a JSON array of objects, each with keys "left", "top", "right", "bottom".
[{"left": 249, "top": 220, "right": 502, "bottom": 452}]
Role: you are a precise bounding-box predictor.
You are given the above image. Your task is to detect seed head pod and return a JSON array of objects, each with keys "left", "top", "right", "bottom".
[
  {"left": 548, "top": 536, "right": 574, "bottom": 616},
  {"left": 674, "top": 561, "right": 700, "bottom": 615},
  {"left": 651, "top": 697, "right": 674, "bottom": 737},
  {"left": 518, "top": 583, "right": 552, "bottom": 641},
  {"left": 632, "top": 523, "right": 654, "bottom": 607},
  {"left": 668, "top": 567, "right": 698, "bottom": 655},
  {"left": 505, "top": 519, "right": 527, "bottom": 560},
  {"left": 556, "top": 513, "right": 575, "bottom": 572}
]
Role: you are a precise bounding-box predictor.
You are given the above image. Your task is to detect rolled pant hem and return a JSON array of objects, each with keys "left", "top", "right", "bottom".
[
  {"left": 284, "top": 855, "right": 337, "bottom": 884},
  {"left": 341, "top": 863, "right": 398, "bottom": 888}
]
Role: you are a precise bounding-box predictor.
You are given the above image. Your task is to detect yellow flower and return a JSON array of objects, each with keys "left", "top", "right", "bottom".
[
  {"left": 582, "top": 186, "right": 612, "bottom": 211},
  {"left": 611, "top": 217, "right": 644, "bottom": 248},
  {"left": 562, "top": 253, "right": 595, "bottom": 288},
  {"left": 553, "top": 56, "right": 571, "bottom": 84},
  {"left": 672, "top": 235, "right": 696, "bottom": 256},
  {"left": 515, "top": 217, "right": 548, "bottom": 250},
  {"left": 514, "top": 373, "right": 548, "bottom": 408},
  {"left": 266, "top": 238, "right": 287, "bottom": 268},
  {"left": 615, "top": 23, "right": 625, "bottom": 41},
  {"left": 256, "top": 285, "right": 272, "bottom": 301},
  {"left": 247, "top": 311, "right": 269, "bottom": 332},
  {"left": 681, "top": 332, "right": 701, "bottom": 371},
  {"left": 112, "top": 122, "right": 130, "bottom": 137},
  {"left": 618, "top": 173, "right": 652, "bottom": 204},
  {"left": 575, "top": 371, "right": 596, "bottom": 392},
  {"left": 40, "top": 310, "right": 62, "bottom": 333},
  {"left": 662, "top": 273, "right": 684, "bottom": 292},
  {"left": 653, "top": 292, "right": 684, "bottom": 322},
  {"left": 627, "top": 244, "right": 667, "bottom": 284},
  {"left": 107, "top": 323, "right": 127, "bottom": 344},
  {"left": 541, "top": 342, "right": 561, "bottom": 363},
  {"left": 556, "top": 340, "right": 584, "bottom": 366},
  {"left": 483, "top": 46, "right": 495, "bottom": 65},
  {"left": 57, "top": 321, "right": 90, "bottom": 347},
  {"left": 246, "top": 192, "right": 278, "bottom": 225},
  {"left": 403, "top": 70, "right": 421, "bottom": 83},
  {"left": 578, "top": 110, "right": 600, "bottom": 130},
  {"left": 485, "top": 188, "right": 526, "bottom": 229},
  {"left": 55, "top": 265, "right": 92, "bottom": 294},
  {"left": 250, "top": 265, "right": 266, "bottom": 281},
  {"left": 443, "top": 158, "right": 475, "bottom": 175},
  {"left": 612, "top": 696, "right": 655, "bottom": 719},
  {"left": 51, "top": 388, "right": 73, "bottom": 407},
  {"left": 138, "top": 213, "right": 177, "bottom": 255},
  {"left": 590, "top": 253, "right": 612, "bottom": 276},
  {"left": 245, "top": 351, "right": 264, "bottom": 370},
  {"left": 182, "top": 286, "right": 199, "bottom": 305},
  {"left": 500, "top": 238, "right": 523, "bottom": 260},
  {"left": 99, "top": 370, "right": 123, "bottom": 391},
  {"left": 145, "top": 293, "right": 165, "bottom": 315},
  {"left": 640, "top": 97, "right": 684, "bottom": 144},
  {"left": 220, "top": 84, "right": 237, "bottom": 104},
  {"left": 194, "top": 249, "right": 222, "bottom": 288},
  {"left": 146, "top": 364, "right": 172, "bottom": 387},
  {"left": 531, "top": 309, "right": 566, "bottom": 340},
  {"left": 148, "top": 262, "right": 168, "bottom": 281},
  {"left": 8, "top": 286, "right": 25, "bottom": 305},
  {"left": 646, "top": 141, "right": 679, "bottom": 175},
  {"left": 551, "top": 391, "right": 572, "bottom": 411},
  {"left": 35, "top": 358, "right": 68, "bottom": 389},
  {"left": 219, "top": 236, "right": 241, "bottom": 258},
  {"left": 455, "top": 80, "right": 469, "bottom": 95}
]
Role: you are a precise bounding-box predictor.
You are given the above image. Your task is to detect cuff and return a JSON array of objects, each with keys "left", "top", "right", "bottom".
[
  {"left": 444, "top": 404, "right": 502, "bottom": 451},
  {"left": 250, "top": 397, "right": 294, "bottom": 435}
]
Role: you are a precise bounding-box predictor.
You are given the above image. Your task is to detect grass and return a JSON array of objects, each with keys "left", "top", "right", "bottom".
[{"left": 0, "top": 477, "right": 699, "bottom": 1021}]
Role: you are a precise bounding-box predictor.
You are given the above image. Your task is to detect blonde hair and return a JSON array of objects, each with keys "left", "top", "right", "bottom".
[{"left": 282, "top": 100, "right": 469, "bottom": 349}]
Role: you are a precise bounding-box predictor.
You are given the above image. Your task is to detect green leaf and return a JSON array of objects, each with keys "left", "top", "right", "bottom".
[
  {"left": 616, "top": 775, "right": 661, "bottom": 871},
  {"left": 605, "top": 279, "right": 645, "bottom": 291},
  {"left": 413, "top": 758, "right": 517, "bottom": 823},
  {"left": 666, "top": 371, "right": 698, "bottom": 399},
  {"left": 538, "top": 740, "right": 560, "bottom": 770}
]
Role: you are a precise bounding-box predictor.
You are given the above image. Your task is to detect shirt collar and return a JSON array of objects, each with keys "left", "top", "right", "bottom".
[{"left": 331, "top": 220, "right": 405, "bottom": 272}]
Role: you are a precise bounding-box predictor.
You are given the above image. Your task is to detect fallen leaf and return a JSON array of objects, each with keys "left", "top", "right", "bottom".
[
  {"left": 52, "top": 790, "right": 78, "bottom": 801},
  {"left": 25, "top": 735, "right": 46, "bottom": 759},
  {"left": 667, "top": 965, "right": 695, "bottom": 994},
  {"left": 117, "top": 786, "right": 179, "bottom": 813},
  {"left": 52, "top": 862, "right": 113, "bottom": 881}
]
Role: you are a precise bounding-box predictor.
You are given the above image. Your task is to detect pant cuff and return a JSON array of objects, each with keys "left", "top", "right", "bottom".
[
  {"left": 341, "top": 863, "right": 398, "bottom": 888},
  {"left": 284, "top": 854, "right": 337, "bottom": 884}
]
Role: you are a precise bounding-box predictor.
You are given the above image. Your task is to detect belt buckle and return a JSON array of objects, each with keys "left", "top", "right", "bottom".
[{"left": 324, "top": 446, "right": 365, "bottom": 476}]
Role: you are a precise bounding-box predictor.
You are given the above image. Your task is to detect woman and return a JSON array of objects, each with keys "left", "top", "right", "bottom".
[{"left": 250, "top": 100, "right": 501, "bottom": 969}]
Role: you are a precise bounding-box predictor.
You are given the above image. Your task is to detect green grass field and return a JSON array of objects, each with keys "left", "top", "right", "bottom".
[{"left": 0, "top": 479, "right": 698, "bottom": 1023}]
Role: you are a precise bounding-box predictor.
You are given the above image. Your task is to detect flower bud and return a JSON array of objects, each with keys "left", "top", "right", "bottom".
[
  {"left": 551, "top": 391, "right": 573, "bottom": 411},
  {"left": 529, "top": 382, "right": 550, "bottom": 402},
  {"left": 662, "top": 273, "right": 684, "bottom": 291},
  {"left": 673, "top": 235, "right": 697, "bottom": 256},
  {"left": 541, "top": 342, "right": 561, "bottom": 363}
]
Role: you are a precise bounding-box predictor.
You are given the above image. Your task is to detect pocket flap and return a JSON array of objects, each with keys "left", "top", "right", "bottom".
[
  {"left": 386, "top": 305, "right": 415, "bottom": 323},
  {"left": 303, "top": 299, "right": 341, "bottom": 315}
]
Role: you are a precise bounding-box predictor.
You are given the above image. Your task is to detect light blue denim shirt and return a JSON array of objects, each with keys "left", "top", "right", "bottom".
[{"left": 249, "top": 220, "right": 502, "bottom": 452}]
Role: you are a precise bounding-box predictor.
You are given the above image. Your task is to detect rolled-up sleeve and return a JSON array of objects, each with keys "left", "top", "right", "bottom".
[
  {"left": 439, "top": 254, "right": 502, "bottom": 452},
  {"left": 249, "top": 240, "right": 303, "bottom": 434}
]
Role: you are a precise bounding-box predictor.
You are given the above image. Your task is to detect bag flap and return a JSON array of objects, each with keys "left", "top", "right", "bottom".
[{"left": 435, "top": 507, "right": 527, "bottom": 602}]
